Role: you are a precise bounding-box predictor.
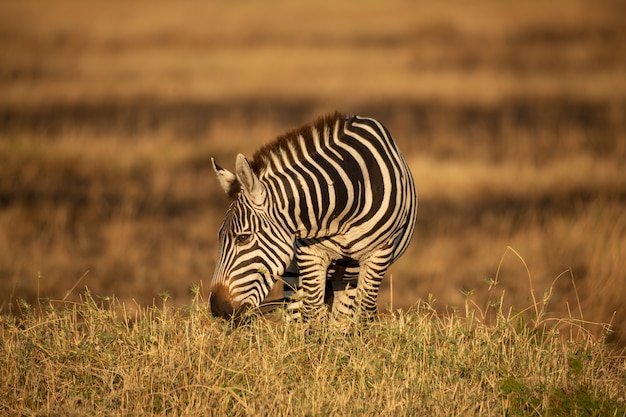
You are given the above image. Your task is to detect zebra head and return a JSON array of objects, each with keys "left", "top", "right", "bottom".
[{"left": 209, "top": 154, "right": 294, "bottom": 320}]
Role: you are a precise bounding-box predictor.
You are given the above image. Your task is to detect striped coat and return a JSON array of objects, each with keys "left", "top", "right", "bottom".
[{"left": 209, "top": 112, "right": 417, "bottom": 320}]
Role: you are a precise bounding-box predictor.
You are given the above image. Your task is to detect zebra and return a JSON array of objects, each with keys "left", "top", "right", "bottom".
[{"left": 209, "top": 112, "right": 417, "bottom": 321}]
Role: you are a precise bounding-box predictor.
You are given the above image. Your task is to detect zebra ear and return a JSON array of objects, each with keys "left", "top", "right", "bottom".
[
  {"left": 211, "top": 157, "right": 239, "bottom": 197},
  {"left": 235, "top": 153, "right": 266, "bottom": 204}
]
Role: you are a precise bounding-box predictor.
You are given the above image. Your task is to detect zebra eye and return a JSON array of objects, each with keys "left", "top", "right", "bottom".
[{"left": 235, "top": 233, "right": 252, "bottom": 245}]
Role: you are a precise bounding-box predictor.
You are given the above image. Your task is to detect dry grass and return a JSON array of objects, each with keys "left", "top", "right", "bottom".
[
  {"left": 1, "top": 0, "right": 626, "bottom": 352},
  {"left": 1, "top": 289, "right": 625, "bottom": 416},
  {"left": 1, "top": 0, "right": 625, "bottom": 105}
]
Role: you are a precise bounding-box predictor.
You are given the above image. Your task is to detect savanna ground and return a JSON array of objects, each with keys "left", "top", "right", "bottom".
[
  {"left": 2, "top": 0, "right": 625, "bottom": 343},
  {"left": 1, "top": 292, "right": 625, "bottom": 415},
  {"left": 1, "top": 0, "right": 626, "bottom": 414}
]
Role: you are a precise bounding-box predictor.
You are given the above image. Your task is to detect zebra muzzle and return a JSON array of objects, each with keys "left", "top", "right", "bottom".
[{"left": 209, "top": 283, "right": 247, "bottom": 320}]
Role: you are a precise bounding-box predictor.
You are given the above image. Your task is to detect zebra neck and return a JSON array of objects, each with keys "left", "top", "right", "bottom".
[
  {"left": 271, "top": 190, "right": 341, "bottom": 242},
  {"left": 260, "top": 147, "right": 352, "bottom": 241}
]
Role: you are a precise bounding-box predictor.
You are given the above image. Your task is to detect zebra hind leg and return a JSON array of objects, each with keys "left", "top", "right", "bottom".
[
  {"left": 353, "top": 248, "right": 395, "bottom": 320},
  {"left": 328, "top": 260, "right": 360, "bottom": 320}
]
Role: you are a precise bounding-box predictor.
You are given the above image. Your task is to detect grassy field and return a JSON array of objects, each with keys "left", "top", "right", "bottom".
[
  {"left": 1, "top": 1, "right": 626, "bottom": 413},
  {"left": 1, "top": 0, "right": 626, "bottom": 398},
  {"left": 1, "top": 291, "right": 624, "bottom": 416}
]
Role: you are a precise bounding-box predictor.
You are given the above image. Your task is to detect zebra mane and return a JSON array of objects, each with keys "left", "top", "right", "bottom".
[{"left": 249, "top": 112, "right": 347, "bottom": 175}]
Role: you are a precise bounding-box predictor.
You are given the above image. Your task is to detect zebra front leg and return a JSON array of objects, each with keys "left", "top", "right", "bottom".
[{"left": 294, "top": 245, "right": 332, "bottom": 319}]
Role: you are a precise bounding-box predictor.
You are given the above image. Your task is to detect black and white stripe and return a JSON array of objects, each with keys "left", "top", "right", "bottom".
[{"left": 209, "top": 113, "right": 417, "bottom": 320}]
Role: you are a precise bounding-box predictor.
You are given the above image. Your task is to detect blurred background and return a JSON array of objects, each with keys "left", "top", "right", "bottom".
[{"left": 1, "top": 0, "right": 625, "bottom": 345}]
